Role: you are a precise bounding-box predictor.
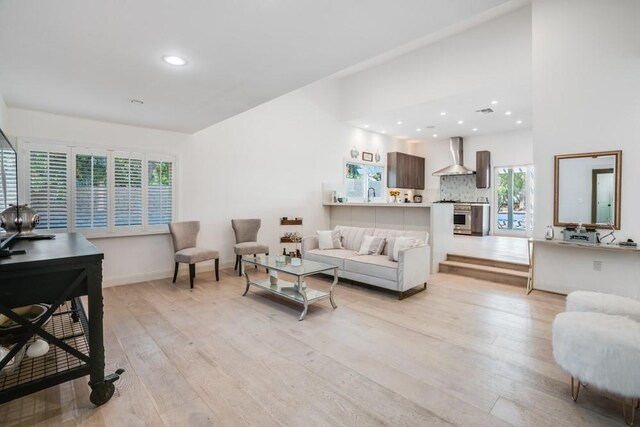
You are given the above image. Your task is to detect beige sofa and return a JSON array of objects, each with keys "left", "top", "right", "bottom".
[{"left": 301, "top": 226, "right": 430, "bottom": 299}]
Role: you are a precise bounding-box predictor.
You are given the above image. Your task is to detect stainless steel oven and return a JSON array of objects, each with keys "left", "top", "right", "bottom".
[{"left": 453, "top": 204, "right": 472, "bottom": 235}]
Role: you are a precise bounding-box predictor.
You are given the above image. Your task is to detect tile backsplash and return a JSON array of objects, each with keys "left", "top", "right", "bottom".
[{"left": 440, "top": 175, "right": 490, "bottom": 202}]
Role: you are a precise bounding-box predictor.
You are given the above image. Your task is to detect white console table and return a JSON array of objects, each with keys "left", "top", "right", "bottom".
[{"left": 530, "top": 239, "right": 640, "bottom": 297}]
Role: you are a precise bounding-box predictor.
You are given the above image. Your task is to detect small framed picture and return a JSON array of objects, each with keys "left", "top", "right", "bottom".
[{"left": 362, "top": 152, "right": 373, "bottom": 162}]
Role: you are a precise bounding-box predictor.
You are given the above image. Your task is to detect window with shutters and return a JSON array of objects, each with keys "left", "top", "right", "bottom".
[
  {"left": 19, "top": 139, "right": 176, "bottom": 236},
  {"left": 28, "top": 149, "right": 69, "bottom": 229}
]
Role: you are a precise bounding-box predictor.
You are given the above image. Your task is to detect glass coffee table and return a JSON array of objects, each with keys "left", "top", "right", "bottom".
[{"left": 241, "top": 255, "right": 338, "bottom": 320}]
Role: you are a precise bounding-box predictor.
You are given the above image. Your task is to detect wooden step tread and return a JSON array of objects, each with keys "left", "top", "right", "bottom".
[
  {"left": 446, "top": 253, "right": 529, "bottom": 272},
  {"left": 440, "top": 260, "right": 529, "bottom": 278}
]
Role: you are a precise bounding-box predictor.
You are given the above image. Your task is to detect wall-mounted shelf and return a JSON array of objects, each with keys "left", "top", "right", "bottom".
[
  {"left": 280, "top": 217, "right": 303, "bottom": 256},
  {"left": 280, "top": 219, "right": 303, "bottom": 226}
]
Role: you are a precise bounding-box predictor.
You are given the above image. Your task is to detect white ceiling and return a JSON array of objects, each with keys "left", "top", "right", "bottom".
[
  {"left": 0, "top": 0, "right": 513, "bottom": 133},
  {"left": 345, "top": 84, "right": 532, "bottom": 142}
]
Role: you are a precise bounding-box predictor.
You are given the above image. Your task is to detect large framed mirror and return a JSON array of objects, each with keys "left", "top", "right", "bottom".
[{"left": 554, "top": 150, "right": 622, "bottom": 229}]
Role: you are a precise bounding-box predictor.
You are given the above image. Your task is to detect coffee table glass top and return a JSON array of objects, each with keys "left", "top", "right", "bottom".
[{"left": 242, "top": 255, "right": 335, "bottom": 276}]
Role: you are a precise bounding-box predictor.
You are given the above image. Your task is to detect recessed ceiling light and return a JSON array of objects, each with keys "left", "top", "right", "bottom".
[
  {"left": 457, "top": 120, "right": 464, "bottom": 124},
  {"left": 491, "top": 100, "right": 498, "bottom": 105},
  {"left": 364, "top": 124, "right": 369, "bottom": 128},
  {"left": 162, "top": 55, "right": 188, "bottom": 66},
  {"left": 416, "top": 128, "right": 422, "bottom": 132},
  {"left": 130, "top": 99, "right": 144, "bottom": 105},
  {"left": 433, "top": 134, "right": 438, "bottom": 138},
  {"left": 381, "top": 130, "right": 386, "bottom": 134},
  {"left": 397, "top": 121, "right": 403, "bottom": 125},
  {"left": 505, "top": 111, "right": 512, "bottom": 116},
  {"left": 472, "top": 128, "right": 478, "bottom": 131},
  {"left": 440, "top": 112, "right": 446, "bottom": 116},
  {"left": 516, "top": 120, "right": 523, "bottom": 124}
]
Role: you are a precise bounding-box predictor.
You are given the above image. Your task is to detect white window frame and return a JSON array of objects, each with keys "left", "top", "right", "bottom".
[
  {"left": 343, "top": 158, "right": 386, "bottom": 203},
  {"left": 18, "top": 138, "right": 177, "bottom": 238}
]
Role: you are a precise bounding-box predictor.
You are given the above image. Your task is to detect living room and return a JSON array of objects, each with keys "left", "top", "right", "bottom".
[{"left": 1, "top": 0, "right": 639, "bottom": 425}]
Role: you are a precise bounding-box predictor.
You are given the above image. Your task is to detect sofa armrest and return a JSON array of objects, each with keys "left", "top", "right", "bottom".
[
  {"left": 302, "top": 236, "right": 319, "bottom": 257},
  {"left": 397, "top": 244, "right": 431, "bottom": 292}
]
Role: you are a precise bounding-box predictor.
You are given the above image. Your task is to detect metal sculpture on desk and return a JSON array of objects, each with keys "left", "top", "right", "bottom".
[
  {"left": 597, "top": 220, "right": 617, "bottom": 244},
  {"left": 0, "top": 204, "right": 40, "bottom": 234}
]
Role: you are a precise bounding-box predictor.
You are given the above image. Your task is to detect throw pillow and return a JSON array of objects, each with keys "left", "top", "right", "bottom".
[
  {"left": 357, "top": 235, "right": 386, "bottom": 255},
  {"left": 317, "top": 230, "right": 342, "bottom": 250},
  {"left": 387, "top": 237, "right": 416, "bottom": 262}
]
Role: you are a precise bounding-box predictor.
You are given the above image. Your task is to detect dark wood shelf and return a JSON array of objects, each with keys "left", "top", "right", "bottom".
[
  {"left": 280, "top": 219, "right": 303, "bottom": 225},
  {"left": 280, "top": 237, "right": 301, "bottom": 243}
]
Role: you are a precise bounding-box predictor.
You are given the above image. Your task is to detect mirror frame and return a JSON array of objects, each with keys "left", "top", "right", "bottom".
[{"left": 554, "top": 150, "right": 622, "bottom": 230}]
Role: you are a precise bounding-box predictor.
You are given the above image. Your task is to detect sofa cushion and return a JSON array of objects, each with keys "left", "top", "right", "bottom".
[
  {"left": 344, "top": 255, "right": 398, "bottom": 282},
  {"left": 357, "top": 235, "right": 386, "bottom": 255},
  {"left": 372, "top": 229, "right": 428, "bottom": 255},
  {"left": 317, "top": 229, "right": 343, "bottom": 250},
  {"left": 387, "top": 237, "right": 417, "bottom": 262},
  {"left": 304, "top": 248, "right": 357, "bottom": 270},
  {"left": 335, "top": 226, "right": 374, "bottom": 251}
]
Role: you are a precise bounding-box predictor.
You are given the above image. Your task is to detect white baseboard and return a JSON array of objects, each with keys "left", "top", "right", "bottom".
[{"left": 102, "top": 260, "right": 237, "bottom": 287}]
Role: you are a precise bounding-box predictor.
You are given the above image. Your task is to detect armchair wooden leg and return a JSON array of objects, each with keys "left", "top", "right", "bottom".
[
  {"left": 238, "top": 257, "right": 242, "bottom": 277},
  {"left": 215, "top": 259, "right": 219, "bottom": 281},
  {"left": 254, "top": 254, "right": 257, "bottom": 269},
  {"left": 265, "top": 252, "right": 269, "bottom": 273},
  {"left": 173, "top": 262, "right": 179, "bottom": 283},
  {"left": 189, "top": 264, "right": 195, "bottom": 289},
  {"left": 234, "top": 255, "right": 239, "bottom": 271}
]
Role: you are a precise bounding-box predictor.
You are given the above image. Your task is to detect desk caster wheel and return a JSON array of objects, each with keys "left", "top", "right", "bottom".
[{"left": 90, "top": 382, "right": 115, "bottom": 406}]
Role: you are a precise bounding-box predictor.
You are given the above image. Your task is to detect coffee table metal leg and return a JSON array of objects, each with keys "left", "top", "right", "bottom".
[
  {"left": 242, "top": 270, "right": 251, "bottom": 296},
  {"left": 329, "top": 267, "right": 338, "bottom": 309},
  {"left": 297, "top": 276, "right": 308, "bottom": 321}
]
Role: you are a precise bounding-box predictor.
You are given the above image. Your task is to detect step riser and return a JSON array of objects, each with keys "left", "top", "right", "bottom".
[
  {"left": 446, "top": 254, "right": 529, "bottom": 272},
  {"left": 439, "top": 264, "right": 528, "bottom": 287}
]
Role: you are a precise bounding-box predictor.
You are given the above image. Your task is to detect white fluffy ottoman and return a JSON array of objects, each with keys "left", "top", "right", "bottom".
[
  {"left": 553, "top": 311, "right": 640, "bottom": 424},
  {"left": 567, "top": 291, "right": 640, "bottom": 322}
]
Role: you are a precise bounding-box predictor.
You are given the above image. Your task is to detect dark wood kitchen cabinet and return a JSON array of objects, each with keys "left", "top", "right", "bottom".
[
  {"left": 387, "top": 152, "right": 425, "bottom": 189},
  {"left": 476, "top": 150, "right": 491, "bottom": 188}
]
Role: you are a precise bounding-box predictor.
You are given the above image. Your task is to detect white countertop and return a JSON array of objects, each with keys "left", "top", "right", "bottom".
[{"left": 323, "top": 202, "right": 432, "bottom": 208}]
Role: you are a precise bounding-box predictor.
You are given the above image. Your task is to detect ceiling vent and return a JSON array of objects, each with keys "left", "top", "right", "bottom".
[{"left": 476, "top": 108, "right": 495, "bottom": 114}]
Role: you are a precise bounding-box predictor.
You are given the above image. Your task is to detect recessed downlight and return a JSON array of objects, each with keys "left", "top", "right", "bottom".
[
  {"left": 457, "top": 120, "right": 464, "bottom": 124},
  {"left": 130, "top": 99, "right": 144, "bottom": 105},
  {"left": 472, "top": 128, "right": 478, "bottom": 131},
  {"left": 432, "top": 134, "right": 438, "bottom": 138},
  {"left": 440, "top": 111, "right": 446, "bottom": 116},
  {"left": 162, "top": 55, "right": 188, "bottom": 66},
  {"left": 381, "top": 130, "right": 386, "bottom": 134},
  {"left": 364, "top": 124, "right": 369, "bottom": 128},
  {"left": 416, "top": 128, "right": 422, "bottom": 132},
  {"left": 516, "top": 120, "right": 523, "bottom": 124},
  {"left": 397, "top": 121, "right": 403, "bottom": 125},
  {"left": 505, "top": 111, "right": 512, "bottom": 116},
  {"left": 491, "top": 100, "right": 498, "bottom": 105}
]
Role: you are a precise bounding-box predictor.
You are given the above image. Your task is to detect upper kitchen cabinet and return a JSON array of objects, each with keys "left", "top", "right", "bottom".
[
  {"left": 476, "top": 151, "right": 491, "bottom": 189},
  {"left": 387, "top": 152, "right": 425, "bottom": 189}
]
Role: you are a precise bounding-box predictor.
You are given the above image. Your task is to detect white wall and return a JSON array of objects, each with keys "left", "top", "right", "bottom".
[
  {"left": 413, "top": 128, "right": 533, "bottom": 200},
  {"left": 182, "top": 78, "right": 402, "bottom": 267},
  {"left": 532, "top": 0, "right": 640, "bottom": 295},
  {"left": 8, "top": 108, "right": 192, "bottom": 286},
  {"left": 340, "top": 6, "right": 532, "bottom": 121}
]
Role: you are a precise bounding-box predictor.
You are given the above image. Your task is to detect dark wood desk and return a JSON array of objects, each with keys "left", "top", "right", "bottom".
[{"left": 0, "top": 233, "right": 121, "bottom": 405}]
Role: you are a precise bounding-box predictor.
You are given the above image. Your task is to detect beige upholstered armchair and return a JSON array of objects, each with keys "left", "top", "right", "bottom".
[
  {"left": 169, "top": 221, "right": 219, "bottom": 289},
  {"left": 231, "top": 219, "right": 269, "bottom": 276}
]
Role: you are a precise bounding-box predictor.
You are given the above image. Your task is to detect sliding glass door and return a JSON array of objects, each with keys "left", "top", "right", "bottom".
[{"left": 495, "top": 165, "right": 533, "bottom": 236}]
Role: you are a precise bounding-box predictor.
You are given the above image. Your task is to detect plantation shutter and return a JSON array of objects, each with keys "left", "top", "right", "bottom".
[
  {"left": 0, "top": 145, "right": 17, "bottom": 211},
  {"left": 75, "top": 152, "right": 108, "bottom": 230},
  {"left": 113, "top": 155, "right": 143, "bottom": 228},
  {"left": 147, "top": 159, "right": 173, "bottom": 225},
  {"left": 28, "top": 149, "right": 69, "bottom": 230}
]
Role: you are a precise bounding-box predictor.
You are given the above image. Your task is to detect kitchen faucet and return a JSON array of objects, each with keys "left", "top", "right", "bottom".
[{"left": 367, "top": 187, "right": 376, "bottom": 202}]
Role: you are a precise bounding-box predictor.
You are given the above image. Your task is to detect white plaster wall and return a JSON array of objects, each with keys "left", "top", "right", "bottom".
[
  {"left": 532, "top": 0, "right": 640, "bottom": 295},
  {"left": 182, "top": 79, "right": 402, "bottom": 267},
  {"left": 413, "top": 128, "right": 533, "bottom": 200},
  {"left": 340, "top": 6, "right": 532, "bottom": 121},
  {"left": 8, "top": 108, "right": 191, "bottom": 286}
]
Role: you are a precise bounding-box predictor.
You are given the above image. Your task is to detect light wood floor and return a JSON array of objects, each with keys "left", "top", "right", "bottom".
[
  {"left": 0, "top": 268, "right": 626, "bottom": 426},
  {"left": 451, "top": 235, "right": 529, "bottom": 265}
]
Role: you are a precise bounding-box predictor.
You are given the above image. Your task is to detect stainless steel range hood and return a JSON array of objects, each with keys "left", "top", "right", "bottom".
[{"left": 432, "top": 137, "right": 475, "bottom": 176}]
